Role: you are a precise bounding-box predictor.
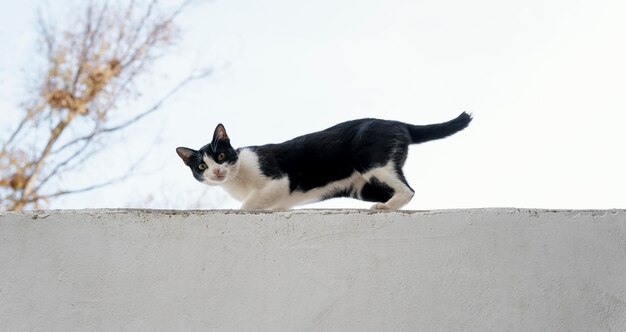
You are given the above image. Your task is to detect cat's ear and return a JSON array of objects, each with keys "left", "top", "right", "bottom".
[
  {"left": 176, "top": 147, "right": 197, "bottom": 166},
  {"left": 213, "top": 124, "right": 229, "bottom": 142}
]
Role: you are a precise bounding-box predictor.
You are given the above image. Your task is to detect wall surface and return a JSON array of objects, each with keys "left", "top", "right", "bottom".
[{"left": 1, "top": 209, "right": 625, "bottom": 331}]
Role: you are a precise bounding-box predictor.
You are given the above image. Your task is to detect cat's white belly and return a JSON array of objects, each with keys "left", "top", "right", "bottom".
[
  {"left": 276, "top": 172, "right": 366, "bottom": 209},
  {"left": 224, "top": 169, "right": 367, "bottom": 210}
]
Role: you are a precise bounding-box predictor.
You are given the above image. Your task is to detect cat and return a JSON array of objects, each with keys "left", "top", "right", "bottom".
[{"left": 176, "top": 112, "right": 472, "bottom": 210}]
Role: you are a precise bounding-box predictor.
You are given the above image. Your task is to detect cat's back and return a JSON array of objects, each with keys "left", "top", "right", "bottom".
[
  {"left": 240, "top": 118, "right": 412, "bottom": 191},
  {"left": 250, "top": 117, "right": 407, "bottom": 163},
  {"left": 281, "top": 118, "right": 402, "bottom": 146}
]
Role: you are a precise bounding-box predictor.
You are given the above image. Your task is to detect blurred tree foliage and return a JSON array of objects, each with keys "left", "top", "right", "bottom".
[{"left": 0, "top": 0, "right": 210, "bottom": 211}]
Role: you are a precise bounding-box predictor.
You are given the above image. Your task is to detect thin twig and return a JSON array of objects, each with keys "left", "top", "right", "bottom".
[
  {"left": 1, "top": 115, "right": 29, "bottom": 153},
  {"left": 30, "top": 146, "right": 147, "bottom": 202},
  {"left": 36, "top": 138, "right": 98, "bottom": 192}
]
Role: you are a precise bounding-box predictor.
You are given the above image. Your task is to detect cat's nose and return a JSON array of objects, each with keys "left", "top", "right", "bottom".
[{"left": 212, "top": 169, "right": 221, "bottom": 175}]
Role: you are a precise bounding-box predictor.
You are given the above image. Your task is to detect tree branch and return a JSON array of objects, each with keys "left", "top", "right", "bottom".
[
  {"left": 10, "top": 111, "right": 77, "bottom": 210},
  {"left": 29, "top": 147, "right": 146, "bottom": 203},
  {"left": 3, "top": 0, "right": 207, "bottom": 211},
  {"left": 36, "top": 138, "right": 99, "bottom": 192}
]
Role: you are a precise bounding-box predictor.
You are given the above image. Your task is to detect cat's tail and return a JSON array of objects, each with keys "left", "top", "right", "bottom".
[{"left": 407, "top": 112, "right": 472, "bottom": 144}]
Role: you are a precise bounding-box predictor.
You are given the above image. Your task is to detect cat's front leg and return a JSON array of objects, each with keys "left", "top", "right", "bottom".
[
  {"left": 241, "top": 197, "right": 291, "bottom": 210},
  {"left": 240, "top": 196, "right": 273, "bottom": 210},
  {"left": 240, "top": 178, "right": 290, "bottom": 210},
  {"left": 240, "top": 189, "right": 284, "bottom": 210}
]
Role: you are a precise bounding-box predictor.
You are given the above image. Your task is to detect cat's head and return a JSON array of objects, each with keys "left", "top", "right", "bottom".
[{"left": 176, "top": 124, "right": 239, "bottom": 185}]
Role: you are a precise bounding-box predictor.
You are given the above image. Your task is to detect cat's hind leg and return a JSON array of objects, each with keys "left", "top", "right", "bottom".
[{"left": 362, "top": 164, "right": 414, "bottom": 210}]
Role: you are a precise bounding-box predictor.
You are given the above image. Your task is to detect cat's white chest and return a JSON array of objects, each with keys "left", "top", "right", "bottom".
[
  {"left": 222, "top": 149, "right": 279, "bottom": 202},
  {"left": 221, "top": 148, "right": 317, "bottom": 209}
]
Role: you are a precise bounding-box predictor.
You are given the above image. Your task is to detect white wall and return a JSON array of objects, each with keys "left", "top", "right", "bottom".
[{"left": 1, "top": 209, "right": 625, "bottom": 331}]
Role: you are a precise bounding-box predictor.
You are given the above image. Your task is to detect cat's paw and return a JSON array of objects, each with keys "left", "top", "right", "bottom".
[{"left": 370, "top": 202, "right": 391, "bottom": 210}]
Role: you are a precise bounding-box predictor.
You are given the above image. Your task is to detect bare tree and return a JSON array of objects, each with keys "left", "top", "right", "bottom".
[{"left": 0, "top": 0, "right": 210, "bottom": 211}]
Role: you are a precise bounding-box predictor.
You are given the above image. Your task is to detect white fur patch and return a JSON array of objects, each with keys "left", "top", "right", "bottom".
[{"left": 220, "top": 149, "right": 266, "bottom": 201}]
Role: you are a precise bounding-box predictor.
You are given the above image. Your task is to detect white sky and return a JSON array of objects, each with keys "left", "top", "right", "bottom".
[{"left": 1, "top": 0, "right": 625, "bottom": 210}]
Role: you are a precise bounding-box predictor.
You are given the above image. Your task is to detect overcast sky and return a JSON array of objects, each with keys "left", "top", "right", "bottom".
[{"left": 2, "top": 0, "right": 625, "bottom": 210}]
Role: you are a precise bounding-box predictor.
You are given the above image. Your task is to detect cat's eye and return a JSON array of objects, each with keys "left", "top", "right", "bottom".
[
  {"left": 198, "top": 163, "right": 207, "bottom": 171},
  {"left": 217, "top": 153, "right": 226, "bottom": 161}
]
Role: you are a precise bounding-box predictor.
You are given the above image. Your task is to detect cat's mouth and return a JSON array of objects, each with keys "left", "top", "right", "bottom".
[{"left": 204, "top": 172, "right": 228, "bottom": 184}]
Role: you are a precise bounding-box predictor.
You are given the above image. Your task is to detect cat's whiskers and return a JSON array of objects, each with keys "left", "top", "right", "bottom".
[{"left": 230, "top": 171, "right": 255, "bottom": 184}]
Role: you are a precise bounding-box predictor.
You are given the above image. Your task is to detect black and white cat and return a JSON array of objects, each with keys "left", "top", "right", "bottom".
[{"left": 176, "top": 112, "right": 472, "bottom": 210}]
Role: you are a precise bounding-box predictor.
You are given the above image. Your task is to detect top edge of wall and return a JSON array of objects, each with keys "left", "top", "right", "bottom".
[{"left": 2, "top": 207, "right": 625, "bottom": 217}]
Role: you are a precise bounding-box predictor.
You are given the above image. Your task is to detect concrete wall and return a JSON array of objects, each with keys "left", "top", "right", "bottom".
[{"left": 1, "top": 209, "right": 625, "bottom": 331}]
